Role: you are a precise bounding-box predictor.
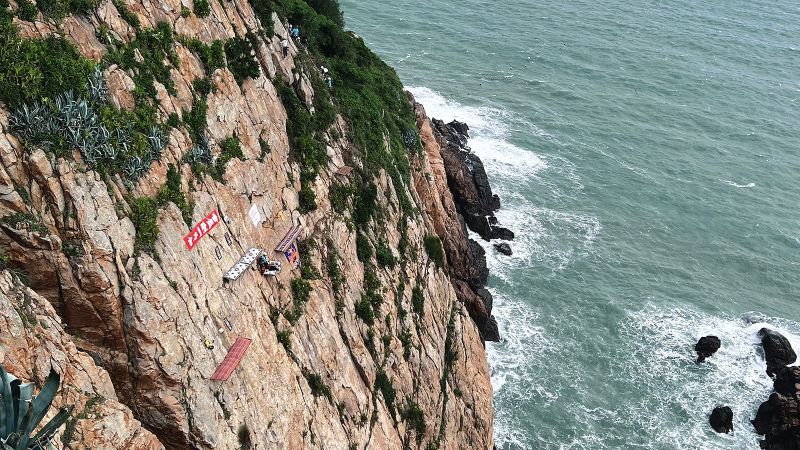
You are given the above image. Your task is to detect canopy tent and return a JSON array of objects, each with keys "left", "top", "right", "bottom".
[
  {"left": 210, "top": 337, "right": 251, "bottom": 381},
  {"left": 275, "top": 225, "right": 302, "bottom": 253},
  {"left": 223, "top": 248, "right": 261, "bottom": 282}
]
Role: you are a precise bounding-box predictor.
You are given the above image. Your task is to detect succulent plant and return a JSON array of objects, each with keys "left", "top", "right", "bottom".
[
  {"left": 88, "top": 66, "right": 108, "bottom": 105},
  {"left": 0, "top": 363, "right": 73, "bottom": 449}
]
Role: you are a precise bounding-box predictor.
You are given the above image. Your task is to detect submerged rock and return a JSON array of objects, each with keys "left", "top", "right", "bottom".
[
  {"left": 493, "top": 243, "right": 512, "bottom": 256},
  {"left": 709, "top": 406, "right": 734, "bottom": 434},
  {"left": 759, "top": 328, "right": 797, "bottom": 377},
  {"left": 694, "top": 335, "right": 721, "bottom": 363}
]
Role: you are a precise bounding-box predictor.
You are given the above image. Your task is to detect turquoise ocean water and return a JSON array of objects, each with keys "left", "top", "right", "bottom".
[{"left": 341, "top": 1, "right": 800, "bottom": 448}]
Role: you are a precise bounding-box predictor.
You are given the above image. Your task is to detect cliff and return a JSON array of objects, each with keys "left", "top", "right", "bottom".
[{"left": 0, "top": 0, "right": 495, "bottom": 448}]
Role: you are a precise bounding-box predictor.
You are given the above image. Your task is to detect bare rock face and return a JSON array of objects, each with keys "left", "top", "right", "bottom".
[
  {"left": 709, "top": 406, "right": 733, "bottom": 434},
  {"left": 774, "top": 367, "right": 800, "bottom": 396},
  {"left": 0, "top": 271, "right": 162, "bottom": 449},
  {"left": 0, "top": 2, "right": 495, "bottom": 449},
  {"left": 759, "top": 328, "right": 797, "bottom": 377},
  {"left": 695, "top": 335, "right": 721, "bottom": 363}
]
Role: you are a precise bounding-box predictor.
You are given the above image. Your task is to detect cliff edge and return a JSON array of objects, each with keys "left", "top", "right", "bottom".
[{"left": 0, "top": 0, "right": 497, "bottom": 448}]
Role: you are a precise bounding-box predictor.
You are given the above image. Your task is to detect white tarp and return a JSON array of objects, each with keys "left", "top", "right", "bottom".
[
  {"left": 248, "top": 204, "right": 261, "bottom": 227},
  {"left": 223, "top": 248, "right": 261, "bottom": 281}
]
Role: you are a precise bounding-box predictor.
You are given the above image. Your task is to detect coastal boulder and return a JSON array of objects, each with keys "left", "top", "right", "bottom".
[
  {"left": 774, "top": 367, "right": 800, "bottom": 396},
  {"left": 759, "top": 328, "right": 797, "bottom": 377},
  {"left": 494, "top": 243, "right": 512, "bottom": 256},
  {"left": 709, "top": 406, "right": 733, "bottom": 434},
  {"left": 695, "top": 335, "right": 721, "bottom": 363},
  {"left": 752, "top": 392, "right": 800, "bottom": 449}
]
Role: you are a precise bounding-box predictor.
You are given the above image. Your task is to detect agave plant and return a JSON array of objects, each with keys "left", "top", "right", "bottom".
[
  {"left": 146, "top": 126, "right": 165, "bottom": 160},
  {"left": 0, "top": 363, "right": 73, "bottom": 449},
  {"left": 87, "top": 67, "right": 108, "bottom": 105},
  {"left": 401, "top": 129, "right": 418, "bottom": 150}
]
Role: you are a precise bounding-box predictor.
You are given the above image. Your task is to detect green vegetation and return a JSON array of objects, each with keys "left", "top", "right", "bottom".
[
  {"left": 112, "top": 0, "right": 140, "bottom": 30},
  {"left": 375, "top": 241, "right": 395, "bottom": 268},
  {"left": 411, "top": 285, "right": 424, "bottom": 316},
  {"left": 156, "top": 164, "right": 193, "bottom": 227},
  {"left": 193, "top": 0, "right": 210, "bottom": 17},
  {"left": 424, "top": 234, "right": 444, "bottom": 269},
  {"left": 402, "top": 401, "right": 426, "bottom": 444},
  {"left": 326, "top": 240, "right": 344, "bottom": 292},
  {"left": 180, "top": 5, "right": 190, "bottom": 17},
  {"left": 192, "top": 77, "right": 213, "bottom": 96},
  {"left": 276, "top": 328, "right": 292, "bottom": 351},
  {"left": 213, "top": 135, "right": 244, "bottom": 181},
  {"left": 1, "top": 363, "right": 74, "bottom": 449},
  {"left": 304, "top": 372, "right": 332, "bottom": 401},
  {"left": 183, "top": 98, "right": 208, "bottom": 143},
  {"left": 180, "top": 37, "right": 226, "bottom": 74},
  {"left": 130, "top": 197, "right": 159, "bottom": 255},
  {"left": 355, "top": 233, "right": 372, "bottom": 263},
  {"left": 374, "top": 369, "right": 396, "bottom": 417},
  {"left": 105, "top": 22, "right": 178, "bottom": 99},
  {"left": 0, "top": 212, "right": 49, "bottom": 235},
  {"left": 224, "top": 35, "right": 261, "bottom": 84},
  {"left": 354, "top": 297, "right": 374, "bottom": 326},
  {"left": 237, "top": 424, "right": 252, "bottom": 450},
  {"left": 17, "top": 0, "right": 38, "bottom": 21},
  {"left": 0, "top": 17, "right": 93, "bottom": 109}
]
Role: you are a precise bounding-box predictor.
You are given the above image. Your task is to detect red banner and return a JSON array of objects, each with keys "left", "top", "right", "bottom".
[{"left": 184, "top": 210, "right": 221, "bottom": 250}]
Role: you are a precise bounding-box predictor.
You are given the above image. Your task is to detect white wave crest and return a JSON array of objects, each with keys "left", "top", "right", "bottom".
[{"left": 720, "top": 179, "right": 756, "bottom": 188}]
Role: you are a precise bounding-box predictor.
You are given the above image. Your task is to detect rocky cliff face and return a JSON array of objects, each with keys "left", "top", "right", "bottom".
[{"left": 0, "top": 0, "right": 494, "bottom": 448}]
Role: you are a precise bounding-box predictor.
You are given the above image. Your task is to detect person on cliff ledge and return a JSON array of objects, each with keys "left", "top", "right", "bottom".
[
  {"left": 291, "top": 25, "right": 300, "bottom": 40},
  {"left": 325, "top": 75, "right": 333, "bottom": 89},
  {"left": 281, "top": 37, "right": 289, "bottom": 58}
]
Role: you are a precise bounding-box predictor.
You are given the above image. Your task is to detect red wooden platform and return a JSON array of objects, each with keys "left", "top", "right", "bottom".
[{"left": 210, "top": 337, "right": 251, "bottom": 381}]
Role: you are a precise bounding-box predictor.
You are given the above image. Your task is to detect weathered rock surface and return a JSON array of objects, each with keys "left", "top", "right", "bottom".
[
  {"left": 760, "top": 328, "right": 797, "bottom": 377},
  {"left": 0, "top": 271, "right": 162, "bottom": 449},
  {"left": 0, "top": 3, "right": 495, "bottom": 449},
  {"left": 695, "top": 335, "right": 721, "bottom": 363},
  {"left": 709, "top": 406, "right": 733, "bottom": 434}
]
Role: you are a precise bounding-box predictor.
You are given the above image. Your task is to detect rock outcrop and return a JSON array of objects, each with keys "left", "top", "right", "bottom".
[
  {"left": 494, "top": 242, "right": 512, "bottom": 256},
  {"left": 0, "top": 1, "right": 495, "bottom": 449},
  {"left": 752, "top": 332, "right": 800, "bottom": 449},
  {"left": 709, "top": 406, "right": 733, "bottom": 434},
  {"left": 695, "top": 335, "right": 721, "bottom": 363},
  {"left": 760, "top": 329, "right": 797, "bottom": 377},
  {"left": 412, "top": 99, "right": 500, "bottom": 342},
  {"left": 430, "top": 119, "right": 513, "bottom": 242}
]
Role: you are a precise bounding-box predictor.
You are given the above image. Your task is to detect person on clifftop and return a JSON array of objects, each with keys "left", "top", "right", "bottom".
[{"left": 291, "top": 26, "right": 300, "bottom": 40}]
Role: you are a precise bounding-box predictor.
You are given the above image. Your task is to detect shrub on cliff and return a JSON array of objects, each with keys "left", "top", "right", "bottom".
[
  {"left": 193, "top": 0, "right": 210, "bottom": 17},
  {"left": 131, "top": 197, "right": 159, "bottom": 255},
  {"left": 224, "top": 34, "right": 260, "bottom": 84},
  {"left": 0, "top": 19, "right": 93, "bottom": 109},
  {"left": 424, "top": 235, "right": 445, "bottom": 269}
]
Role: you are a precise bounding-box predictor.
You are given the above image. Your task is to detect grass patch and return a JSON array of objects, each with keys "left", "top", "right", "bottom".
[
  {"left": 375, "top": 369, "right": 396, "bottom": 417},
  {"left": 304, "top": 372, "right": 332, "bottom": 401},
  {"left": 130, "top": 197, "right": 159, "bottom": 255},
  {"left": 193, "top": 0, "right": 210, "bottom": 17}
]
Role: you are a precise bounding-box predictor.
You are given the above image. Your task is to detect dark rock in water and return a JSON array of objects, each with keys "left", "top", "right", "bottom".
[
  {"left": 752, "top": 392, "right": 800, "bottom": 449},
  {"left": 476, "top": 288, "right": 493, "bottom": 314},
  {"left": 759, "top": 328, "right": 797, "bottom": 377},
  {"left": 432, "top": 118, "right": 509, "bottom": 241},
  {"left": 494, "top": 243, "right": 513, "bottom": 256},
  {"left": 774, "top": 367, "right": 800, "bottom": 396},
  {"left": 491, "top": 226, "right": 515, "bottom": 241},
  {"left": 467, "top": 239, "right": 489, "bottom": 289},
  {"left": 695, "top": 335, "right": 721, "bottom": 363},
  {"left": 484, "top": 315, "right": 500, "bottom": 342},
  {"left": 709, "top": 406, "right": 734, "bottom": 433}
]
